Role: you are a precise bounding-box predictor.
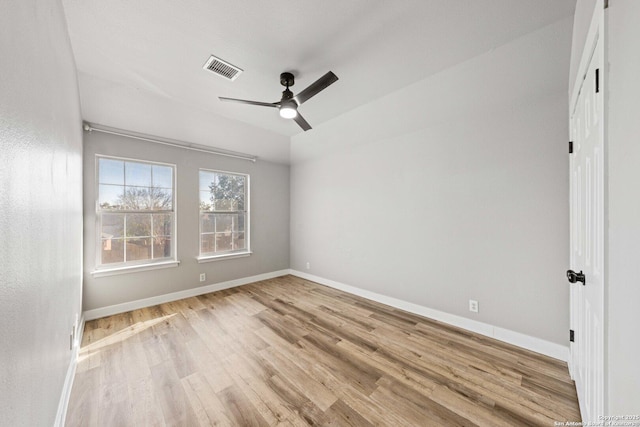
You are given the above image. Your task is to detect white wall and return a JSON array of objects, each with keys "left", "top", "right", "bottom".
[
  {"left": 605, "top": 0, "right": 640, "bottom": 413},
  {"left": 291, "top": 18, "right": 572, "bottom": 346},
  {"left": 0, "top": 1, "right": 83, "bottom": 425},
  {"left": 83, "top": 131, "right": 290, "bottom": 311}
]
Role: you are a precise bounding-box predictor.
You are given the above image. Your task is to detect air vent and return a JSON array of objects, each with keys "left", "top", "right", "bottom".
[{"left": 203, "top": 55, "right": 243, "bottom": 81}]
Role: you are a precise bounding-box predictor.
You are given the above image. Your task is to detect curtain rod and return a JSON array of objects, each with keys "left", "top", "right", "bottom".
[{"left": 83, "top": 123, "right": 257, "bottom": 163}]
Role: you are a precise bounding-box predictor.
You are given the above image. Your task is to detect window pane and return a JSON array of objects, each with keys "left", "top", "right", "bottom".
[
  {"left": 121, "top": 186, "right": 150, "bottom": 210},
  {"left": 201, "top": 233, "right": 215, "bottom": 254},
  {"left": 125, "top": 162, "right": 152, "bottom": 187},
  {"left": 102, "top": 213, "right": 124, "bottom": 238},
  {"left": 126, "top": 238, "right": 151, "bottom": 261},
  {"left": 233, "top": 232, "right": 246, "bottom": 250},
  {"left": 235, "top": 176, "right": 245, "bottom": 211},
  {"left": 99, "top": 158, "right": 124, "bottom": 185},
  {"left": 126, "top": 214, "right": 151, "bottom": 237},
  {"left": 215, "top": 233, "right": 233, "bottom": 252},
  {"left": 153, "top": 237, "right": 171, "bottom": 259},
  {"left": 215, "top": 214, "right": 234, "bottom": 232},
  {"left": 199, "top": 171, "right": 215, "bottom": 191},
  {"left": 237, "top": 214, "right": 245, "bottom": 232},
  {"left": 149, "top": 187, "right": 172, "bottom": 210},
  {"left": 200, "top": 191, "right": 213, "bottom": 211},
  {"left": 101, "top": 238, "right": 124, "bottom": 264},
  {"left": 152, "top": 165, "right": 172, "bottom": 189},
  {"left": 152, "top": 214, "right": 172, "bottom": 237},
  {"left": 201, "top": 214, "right": 215, "bottom": 233},
  {"left": 214, "top": 199, "right": 237, "bottom": 211},
  {"left": 99, "top": 184, "right": 124, "bottom": 209},
  {"left": 209, "top": 173, "right": 245, "bottom": 211}
]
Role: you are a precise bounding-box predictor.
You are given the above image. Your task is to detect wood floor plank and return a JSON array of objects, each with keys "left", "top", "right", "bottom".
[
  {"left": 319, "top": 399, "right": 374, "bottom": 427},
  {"left": 370, "top": 377, "right": 473, "bottom": 427},
  {"left": 128, "top": 376, "right": 166, "bottom": 426},
  {"left": 65, "top": 367, "right": 101, "bottom": 427},
  {"left": 149, "top": 360, "right": 200, "bottom": 425},
  {"left": 217, "top": 384, "right": 271, "bottom": 427},
  {"left": 219, "top": 355, "right": 283, "bottom": 426},
  {"left": 258, "top": 346, "right": 338, "bottom": 411},
  {"left": 66, "top": 275, "right": 580, "bottom": 426},
  {"left": 181, "top": 371, "right": 234, "bottom": 426}
]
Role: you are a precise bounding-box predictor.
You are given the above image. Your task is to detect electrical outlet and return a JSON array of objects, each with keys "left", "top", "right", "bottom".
[
  {"left": 306, "top": 262, "right": 311, "bottom": 270},
  {"left": 199, "top": 273, "right": 206, "bottom": 282},
  {"left": 469, "top": 300, "right": 479, "bottom": 313}
]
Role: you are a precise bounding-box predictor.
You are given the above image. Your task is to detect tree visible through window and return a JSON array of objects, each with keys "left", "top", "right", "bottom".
[
  {"left": 97, "top": 157, "right": 175, "bottom": 267},
  {"left": 199, "top": 169, "right": 249, "bottom": 257}
]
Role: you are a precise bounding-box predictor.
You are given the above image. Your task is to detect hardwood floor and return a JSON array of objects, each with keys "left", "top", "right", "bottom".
[{"left": 66, "top": 275, "right": 580, "bottom": 426}]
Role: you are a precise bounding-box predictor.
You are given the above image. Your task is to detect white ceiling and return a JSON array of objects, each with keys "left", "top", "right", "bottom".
[{"left": 62, "top": 0, "right": 575, "bottom": 160}]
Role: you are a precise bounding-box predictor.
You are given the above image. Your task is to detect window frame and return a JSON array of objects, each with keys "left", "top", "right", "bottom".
[
  {"left": 197, "top": 168, "right": 251, "bottom": 262},
  {"left": 93, "top": 155, "right": 178, "bottom": 275}
]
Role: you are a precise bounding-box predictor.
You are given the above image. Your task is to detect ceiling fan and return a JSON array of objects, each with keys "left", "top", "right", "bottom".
[{"left": 219, "top": 71, "right": 338, "bottom": 131}]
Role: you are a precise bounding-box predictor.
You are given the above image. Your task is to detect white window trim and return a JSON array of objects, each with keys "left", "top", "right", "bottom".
[
  {"left": 95, "top": 155, "right": 178, "bottom": 272},
  {"left": 198, "top": 168, "right": 250, "bottom": 259},
  {"left": 196, "top": 251, "right": 253, "bottom": 263},
  {"left": 91, "top": 260, "right": 180, "bottom": 278}
]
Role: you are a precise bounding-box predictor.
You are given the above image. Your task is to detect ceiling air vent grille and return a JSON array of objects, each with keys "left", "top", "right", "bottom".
[{"left": 203, "top": 55, "right": 243, "bottom": 81}]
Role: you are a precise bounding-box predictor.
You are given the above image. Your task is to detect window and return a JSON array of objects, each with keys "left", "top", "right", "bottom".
[
  {"left": 96, "top": 156, "right": 176, "bottom": 270},
  {"left": 199, "top": 169, "right": 249, "bottom": 259}
]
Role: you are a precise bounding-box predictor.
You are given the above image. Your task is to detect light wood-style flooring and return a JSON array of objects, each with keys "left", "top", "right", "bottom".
[{"left": 66, "top": 275, "right": 580, "bottom": 426}]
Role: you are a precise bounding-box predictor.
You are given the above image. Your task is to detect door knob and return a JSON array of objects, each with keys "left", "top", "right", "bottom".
[{"left": 566, "top": 269, "right": 586, "bottom": 285}]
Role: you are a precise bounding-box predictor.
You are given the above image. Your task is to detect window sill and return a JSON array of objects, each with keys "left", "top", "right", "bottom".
[
  {"left": 196, "top": 251, "right": 252, "bottom": 263},
  {"left": 91, "top": 260, "right": 180, "bottom": 278}
]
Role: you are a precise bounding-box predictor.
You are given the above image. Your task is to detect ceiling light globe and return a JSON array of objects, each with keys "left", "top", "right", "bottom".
[{"left": 279, "top": 104, "right": 298, "bottom": 119}]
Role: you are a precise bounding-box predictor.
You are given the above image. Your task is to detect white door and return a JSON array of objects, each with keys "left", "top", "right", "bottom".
[{"left": 569, "top": 28, "right": 605, "bottom": 421}]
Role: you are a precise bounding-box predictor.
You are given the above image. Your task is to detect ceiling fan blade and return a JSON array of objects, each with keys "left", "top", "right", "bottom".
[
  {"left": 219, "top": 97, "right": 279, "bottom": 108},
  {"left": 294, "top": 71, "right": 339, "bottom": 105},
  {"left": 293, "top": 113, "right": 312, "bottom": 131}
]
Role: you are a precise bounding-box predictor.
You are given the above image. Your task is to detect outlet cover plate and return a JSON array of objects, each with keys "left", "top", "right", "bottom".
[{"left": 469, "top": 300, "right": 479, "bottom": 313}]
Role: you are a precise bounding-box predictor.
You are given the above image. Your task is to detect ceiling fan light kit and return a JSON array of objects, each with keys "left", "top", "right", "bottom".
[
  {"left": 279, "top": 102, "right": 298, "bottom": 119},
  {"left": 219, "top": 71, "right": 338, "bottom": 131}
]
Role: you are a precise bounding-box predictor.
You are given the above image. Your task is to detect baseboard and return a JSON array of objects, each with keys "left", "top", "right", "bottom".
[
  {"left": 289, "top": 270, "right": 569, "bottom": 362},
  {"left": 54, "top": 314, "right": 84, "bottom": 427},
  {"left": 83, "top": 270, "right": 290, "bottom": 321}
]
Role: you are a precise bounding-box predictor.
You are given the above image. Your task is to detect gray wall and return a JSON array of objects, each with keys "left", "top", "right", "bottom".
[
  {"left": 290, "top": 18, "right": 572, "bottom": 346},
  {"left": 605, "top": 0, "right": 640, "bottom": 413},
  {"left": 83, "top": 131, "right": 289, "bottom": 310},
  {"left": 0, "top": 1, "right": 83, "bottom": 426}
]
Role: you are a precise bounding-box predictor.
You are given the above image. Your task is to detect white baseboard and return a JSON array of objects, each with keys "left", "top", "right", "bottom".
[
  {"left": 289, "top": 270, "right": 569, "bottom": 362},
  {"left": 54, "top": 314, "right": 85, "bottom": 427},
  {"left": 83, "top": 270, "right": 290, "bottom": 321}
]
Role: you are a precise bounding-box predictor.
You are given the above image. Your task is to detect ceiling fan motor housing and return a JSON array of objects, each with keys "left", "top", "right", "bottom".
[
  {"left": 281, "top": 88, "right": 295, "bottom": 103},
  {"left": 280, "top": 72, "right": 295, "bottom": 88}
]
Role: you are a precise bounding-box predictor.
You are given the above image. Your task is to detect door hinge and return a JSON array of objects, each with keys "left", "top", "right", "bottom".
[
  {"left": 570, "top": 329, "right": 575, "bottom": 342},
  {"left": 569, "top": 141, "right": 574, "bottom": 154},
  {"left": 596, "top": 68, "right": 600, "bottom": 93},
  {"left": 604, "top": 0, "right": 609, "bottom": 9}
]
